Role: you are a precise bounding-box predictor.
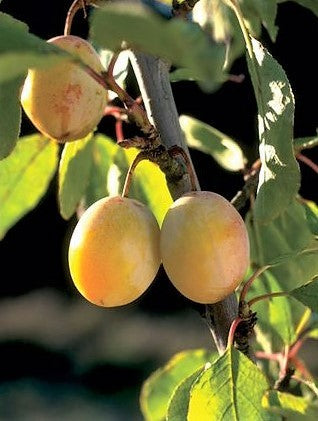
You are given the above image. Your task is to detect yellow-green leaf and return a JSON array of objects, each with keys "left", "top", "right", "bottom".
[
  {"left": 58, "top": 135, "right": 94, "bottom": 220},
  {"left": 0, "top": 134, "right": 58, "bottom": 239},
  {"left": 140, "top": 349, "right": 216, "bottom": 421},
  {"left": 179, "top": 114, "right": 246, "bottom": 172}
]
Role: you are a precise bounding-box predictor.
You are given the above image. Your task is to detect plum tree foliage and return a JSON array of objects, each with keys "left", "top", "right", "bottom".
[{"left": 0, "top": 0, "right": 318, "bottom": 419}]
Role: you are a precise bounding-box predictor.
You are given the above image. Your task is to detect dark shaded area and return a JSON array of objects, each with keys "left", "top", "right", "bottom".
[{"left": 0, "top": 0, "right": 317, "bottom": 419}]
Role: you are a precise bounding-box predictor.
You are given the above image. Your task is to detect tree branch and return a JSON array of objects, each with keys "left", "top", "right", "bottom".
[{"left": 129, "top": 51, "right": 238, "bottom": 353}]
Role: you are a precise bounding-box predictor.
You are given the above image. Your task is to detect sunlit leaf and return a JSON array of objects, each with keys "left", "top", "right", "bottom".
[
  {"left": 141, "top": 349, "right": 215, "bottom": 421},
  {"left": 127, "top": 150, "right": 173, "bottom": 227},
  {"left": 179, "top": 114, "right": 246, "bottom": 171},
  {"left": 187, "top": 347, "right": 278, "bottom": 420},
  {"left": 263, "top": 390, "right": 318, "bottom": 418},
  {"left": 0, "top": 135, "right": 58, "bottom": 239},
  {"left": 90, "top": 3, "right": 226, "bottom": 91},
  {"left": 291, "top": 278, "right": 318, "bottom": 312},
  {"left": 247, "top": 38, "right": 300, "bottom": 223},
  {"left": 242, "top": 0, "right": 278, "bottom": 41},
  {"left": 167, "top": 368, "right": 207, "bottom": 421},
  {"left": 246, "top": 200, "right": 318, "bottom": 348},
  {"left": 0, "top": 12, "right": 71, "bottom": 83},
  {"left": 0, "top": 76, "right": 24, "bottom": 159},
  {"left": 249, "top": 271, "right": 296, "bottom": 346},
  {"left": 301, "top": 199, "right": 318, "bottom": 236},
  {"left": 83, "top": 134, "right": 117, "bottom": 207},
  {"left": 106, "top": 145, "right": 172, "bottom": 226},
  {"left": 58, "top": 135, "right": 94, "bottom": 219}
]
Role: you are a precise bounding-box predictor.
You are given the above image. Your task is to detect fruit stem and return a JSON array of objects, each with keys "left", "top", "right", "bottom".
[
  {"left": 247, "top": 291, "right": 289, "bottom": 307},
  {"left": 64, "top": 0, "right": 89, "bottom": 36},
  {"left": 121, "top": 151, "right": 149, "bottom": 198}
]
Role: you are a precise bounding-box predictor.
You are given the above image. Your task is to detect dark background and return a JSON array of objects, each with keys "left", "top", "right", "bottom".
[{"left": 0, "top": 1, "right": 317, "bottom": 419}]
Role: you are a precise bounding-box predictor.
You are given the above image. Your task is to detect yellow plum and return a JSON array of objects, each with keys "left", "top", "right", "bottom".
[
  {"left": 68, "top": 196, "right": 161, "bottom": 307},
  {"left": 160, "top": 191, "right": 250, "bottom": 304},
  {"left": 21, "top": 35, "right": 107, "bottom": 142}
]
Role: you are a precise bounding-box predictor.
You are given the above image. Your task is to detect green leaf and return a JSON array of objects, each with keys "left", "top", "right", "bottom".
[
  {"left": 301, "top": 199, "right": 318, "bottom": 236},
  {"left": 90, "top": 3, "right": 226, "bottom": 91},
  {"left": 249, "top": 271, "right": 296, "bottom": 346},
  {"left": 83, "top": 134, "right": 117, "bottom": 207},
  {"left": 0, "top": 12, "right": 72, "bottom": 83},
  {"left": 291, "top": 278, "right": 318, "bottom": 312},
  {"left": 0, "top": 76, "right": 24, "bottom": 159},
  {"left": 179, "top": 115, "right": 246, "bottom": 171},
  {"left": 187, "top": 347, "right": 278, "bottom": 420},
  {"left": 294, "top": 135, "right": 318, "bottom": 151},
  {"left": 278, "top": 0, "right": 318, "bottom": 17},
  {"left": 169, "top": 67, "right": 222, "bottom": 92},
  {"left": 246, "top": 200, "right": 318, "bottom": 348},
  {"left": 192, "top": 0, "right": 246, "bottom": 69},
  {"left": 263, "top": 390, "right": 318, "bottom": 418},
  {"left": 247, "top": 38, "right": 300, "bottom": 224},
  {"left": 167, "top": 368, "right": 207, "bottom": 421},
  {"left": 247, "top": 201, "right": 315, "bottom": 271},
  {"left": 242, "top": 0, "right": 278, "bottom": 41},
  {"left": 140, "top": 349, "right": 216, "bottom": 421},
  {"left": 0, "top": 134, "right": 58, "bottom": 239},
  {"left": 58, "top": 135, "right": 94, "bottom": 219}
]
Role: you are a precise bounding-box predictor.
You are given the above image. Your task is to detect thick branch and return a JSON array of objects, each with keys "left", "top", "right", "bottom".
[{"left": 129, "top": 51, "right": 238, "bottom": 353}]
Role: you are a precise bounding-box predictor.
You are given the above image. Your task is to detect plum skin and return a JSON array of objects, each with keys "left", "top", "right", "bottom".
[
  {"left": 68, "top": 196, "right": 161, "bottom": 307},
  {"left": 21, "top": 35, "right": 107, "bottom": 142},
  {"left": 160, "top": 191, "right": 250, "bottom": 304}
]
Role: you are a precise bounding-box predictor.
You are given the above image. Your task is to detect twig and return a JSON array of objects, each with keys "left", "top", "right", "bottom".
[{"left": 297, "top": 153, "right": 318, "bottom": 174}]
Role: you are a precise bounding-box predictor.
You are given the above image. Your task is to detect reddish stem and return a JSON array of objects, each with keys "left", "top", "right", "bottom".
[
  {"left": 297, "top": 153, "right": 318, "bottom": 174},
  {"left": 227, "top": 317, "right": 242, "bottom": 348},
  {"left": 255, "top": 351, "right": 282, "bottom": 363},
  {"left": 228, "top": 74, "right": 245, "bottom": 83},
  {"left": 115, "top": 119, "right": 124, "bottom": 142},
  {"left": 248, "top": 291, "right": 289, "bottom": 307},
  {"left": 290, "top": 357, "right": 313, "bottom": 380},
  {"left": 239, "top": 265, "right": 271, "bottom": 303},
  {"left": 288, "top": 338, "right": 305, "bottom": 360}
]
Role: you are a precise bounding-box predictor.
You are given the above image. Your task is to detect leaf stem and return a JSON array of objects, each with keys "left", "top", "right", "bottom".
[
  {"left": 227, "top": 317, "right": 242, "bottom": 349},
  {"left": 248, "top": 291, "right": 289, "bottom": 307},
  {"left": 224, "top": 0, "right": 253, "bottom": 58},
  {"left": 239, "top": 265, "right": 271, "bottom": 303},
  {"left": 297, "top": 153, "right": 318, "bottom": 174}
]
